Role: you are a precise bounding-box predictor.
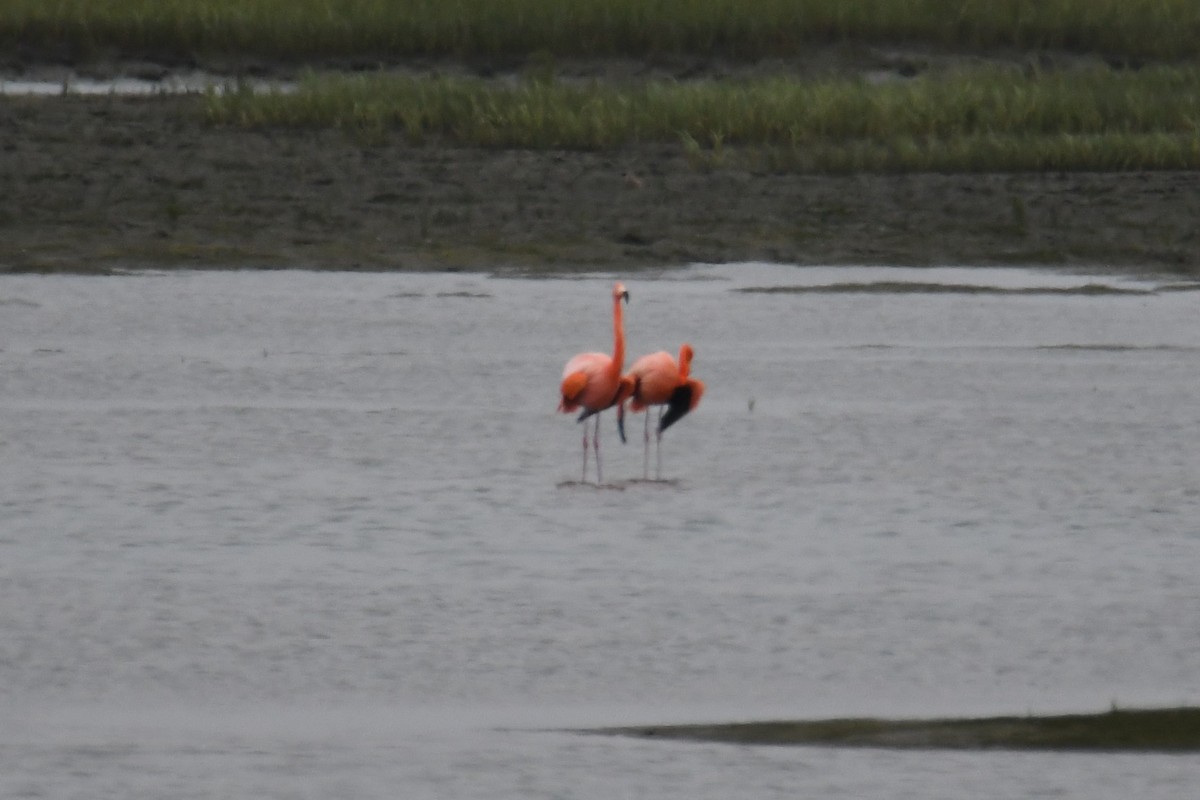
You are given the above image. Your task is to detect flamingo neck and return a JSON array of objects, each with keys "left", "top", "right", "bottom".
[
  {"left": 611, "top": 295, "right": 625, "bottom": 374},
  {"left": 678, "top": 344, "right": 693, "bottom": 380}
]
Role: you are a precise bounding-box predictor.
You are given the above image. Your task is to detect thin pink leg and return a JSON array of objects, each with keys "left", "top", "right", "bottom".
[
  {"left": 642, "top": 411, "right": 651, "bottom": 480},
  {"left": 592, "top": 415, "right": 603, "bottom": 484},
  {"left": 581, "top": 429, "right": 589, "bottom": 483},
  {"left": 656, "top": 407, "right": 663, "bottom": 480}
]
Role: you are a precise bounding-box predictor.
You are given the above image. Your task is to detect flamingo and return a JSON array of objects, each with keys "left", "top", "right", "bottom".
[
  {"left": 558, "top": 282, "right": 634, "bottom": 484},
  {"left": 617, "top": 343, "right": 705, "bottom": 481}
]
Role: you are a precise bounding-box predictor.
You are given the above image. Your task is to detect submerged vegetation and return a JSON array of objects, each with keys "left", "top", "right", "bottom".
[
  {"left": 599, "top": 707, "right": 1200, "bottom": 751},
  {"left": 2, "top": 0, "right": 1199, "bottom": 61},
  {"left": 205, "top": 66, "right": 1200, "bottom": 172}
]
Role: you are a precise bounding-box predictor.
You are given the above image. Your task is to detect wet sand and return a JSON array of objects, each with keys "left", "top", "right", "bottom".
[{"left": 3, "top": 92, "right": 1198, "bottom": 274}]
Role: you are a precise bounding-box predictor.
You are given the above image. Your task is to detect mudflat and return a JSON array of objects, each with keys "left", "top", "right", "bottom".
[
  {"left": 3, "top": 91, "right": 1198, "bottom": 273},
  {"left": 595, "top": 707, "right": 1200, "bottom": 751}
]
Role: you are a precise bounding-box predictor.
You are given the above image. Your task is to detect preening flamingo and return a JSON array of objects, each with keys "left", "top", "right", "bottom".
[
  {"left": 618, "top": 343, "right": 705, "bottom": 480},
  {"left": 558, "top": 282, "right": 634, "bottom": 484}
]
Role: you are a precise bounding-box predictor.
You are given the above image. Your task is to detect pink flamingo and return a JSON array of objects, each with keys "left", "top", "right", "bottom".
[
  {"left": 618, "top": 343, "right": 705, "bottom": 480},
  {"left": 558, "top": 282, "right": 634, "bottom": 484}
]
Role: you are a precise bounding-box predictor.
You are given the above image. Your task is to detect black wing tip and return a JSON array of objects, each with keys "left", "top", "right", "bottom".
[{"left": 659, "top": 385, "right": 694, "bottom": 433}]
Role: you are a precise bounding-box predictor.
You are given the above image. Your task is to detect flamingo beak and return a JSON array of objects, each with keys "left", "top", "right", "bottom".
[
  {"left": 617, "top": 404, "right": 627, "bottom": 443},
  {"left": 621, "top": 290, "right": 629, "bottom": 304}
]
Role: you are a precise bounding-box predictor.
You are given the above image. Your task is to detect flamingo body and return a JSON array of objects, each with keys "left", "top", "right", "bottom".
[
  {"left": 626, "top": 351, "right": 680, "bottom": 412},
  {"left": 619, "top": 343, "right": 704, "bottom": 479},
  {"left": 559, "top": 352, "right": 622, "bottom": 417}
]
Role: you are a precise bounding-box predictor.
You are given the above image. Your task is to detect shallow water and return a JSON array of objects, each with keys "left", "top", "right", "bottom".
[
  {"left": 0, "top": 71, "right": 291, "bottom": 96},
  {"left": 2, "top": 264, "right": 1199, "bottom": 799}
]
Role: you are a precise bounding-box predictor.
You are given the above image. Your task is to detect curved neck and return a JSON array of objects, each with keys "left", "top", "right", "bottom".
[{"left": 678, "top": 345, "right": 693, "bottom": 380}]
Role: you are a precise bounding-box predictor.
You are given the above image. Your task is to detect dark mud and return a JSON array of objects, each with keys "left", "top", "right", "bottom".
[
  {"left": 595, "top": 707, "right": 1200, "bottom": 752},
  {"left": 3, "top": 91, "right": 1199, "bottom": 274}
]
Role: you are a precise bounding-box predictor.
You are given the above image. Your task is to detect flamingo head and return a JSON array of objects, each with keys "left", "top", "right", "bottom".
[{"left": 613, "top": 282, "right": 629, "bottom": 304}]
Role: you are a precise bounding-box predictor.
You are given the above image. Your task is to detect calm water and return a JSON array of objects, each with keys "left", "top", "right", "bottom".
[
  {"left": 2, "top": 265, "right": 1199, "bottom": 799},
  {"left": 0, "top": 72, "right": 291, "bottom": 96}
]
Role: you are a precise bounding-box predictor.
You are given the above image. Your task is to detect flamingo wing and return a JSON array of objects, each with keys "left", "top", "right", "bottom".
[
  {"left": 559, "top": 371, "right": 590, "bottom": 412},
  {"left": 627, "top": 351, "right": 679, "bottom": 410},
  {"left": 559, "top": 352, "right": 618, "bottom": 415},
  {"left": 659, "top": 378, "right": 705, "bottom": 433}
]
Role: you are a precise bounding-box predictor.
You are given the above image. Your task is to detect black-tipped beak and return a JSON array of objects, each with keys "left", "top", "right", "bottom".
[
  {"left": 621, "top": 290, "right": 630, "bottom": 304},
  {"left": 617, "top": 408, "right": 627, "bottom": 443}
]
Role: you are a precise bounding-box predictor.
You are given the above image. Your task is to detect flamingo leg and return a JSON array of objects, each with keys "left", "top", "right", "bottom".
[
  {"left": 592, "top": 414, "right": 603, "bottom": 484},
  {"left": 656, "top": 406, "right": 664, "bottom": 480},
  {"left": 642, "top": 411, "right": 651, "bottom": 480},
  {"left": 581, "top": 426, "right": 589, "bottom": 483}
]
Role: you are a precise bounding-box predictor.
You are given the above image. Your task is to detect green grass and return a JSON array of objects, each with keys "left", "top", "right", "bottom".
[
  {"left": 204, "top": 65, "right": 1200, "bottom": 172},
  {"left": 3, "top": 0, "right": 1199, "bottom": 61},
  {"left": 10, "top": 1, "right": 1198, "bottom": 173},
  {"left": 599, "top": 707, "right": 1200, "bottom": 751}
]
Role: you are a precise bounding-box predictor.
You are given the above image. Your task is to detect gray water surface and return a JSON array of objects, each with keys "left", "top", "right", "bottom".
[
  {"left": 0, "top": 71, "right": 291, "bottom": 96},
  {"left": 2, "top": 265, "right": 1198, "bottom": 798}
]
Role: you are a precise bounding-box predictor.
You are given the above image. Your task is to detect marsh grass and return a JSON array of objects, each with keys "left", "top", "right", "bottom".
[
  {"left": 3, "top": 0, "right": 1199, "bottom": 60},
  {"left": 205, "top": 66, "right": 1200, "bottom": 172}
]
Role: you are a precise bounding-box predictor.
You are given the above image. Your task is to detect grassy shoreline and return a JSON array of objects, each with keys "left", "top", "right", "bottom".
[
  {"left": 3, "top": 0, "right": 1199, "bottom": 61},
  {"left": 4, "top": 94, "right": 1199, "bottom": 274},
  {"left": 5, "top": 3, "right": 1200, "bottom": 271},
  {"left": 5, "top": 2, "right": 1199, "bottom": 174},
  {"left": 203, "top": 66, "right": 1200, "bottom": 172},
  {"left": 596, "top": 707, "right": 1200, "bottom": 751}
]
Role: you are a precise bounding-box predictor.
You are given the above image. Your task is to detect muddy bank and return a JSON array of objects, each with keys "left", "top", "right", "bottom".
[
  {"left": 2, "top": 93, "right": 1198, "bottom": 273},
  {"left": 595, "top": 707, "right": 1200, "bottom": 751}
]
